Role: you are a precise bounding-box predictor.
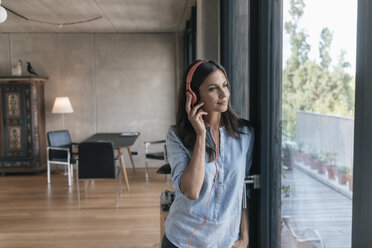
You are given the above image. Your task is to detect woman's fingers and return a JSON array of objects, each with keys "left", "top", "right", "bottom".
[
  {"left": 195, "top": 111, "right": 208, "bottom": 120},
  {"left": 189, "top": 102, "right": 205, "bottom": 118},
  {"left": 185, "top": 94, "right": 192, "bottom": 114},
  {"left": 185, "top": 95, "right": 207, "bottom": 135}
]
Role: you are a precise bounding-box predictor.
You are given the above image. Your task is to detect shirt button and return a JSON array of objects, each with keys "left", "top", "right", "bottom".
[{"left": 219, "top": 181, "right": 222, "bottom": 184}]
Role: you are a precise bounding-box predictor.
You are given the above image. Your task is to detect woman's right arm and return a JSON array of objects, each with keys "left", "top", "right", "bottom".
[
  {"left": 180, "top": 94, "right": 208, "bottom": 200},
  {"left": 180, "top": 133, "right": 206, "bottom": 200}
]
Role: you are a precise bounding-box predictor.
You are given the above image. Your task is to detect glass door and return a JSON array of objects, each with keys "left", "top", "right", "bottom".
[{"left": 280, "top": 0, "right": 357, "bottom": 247}]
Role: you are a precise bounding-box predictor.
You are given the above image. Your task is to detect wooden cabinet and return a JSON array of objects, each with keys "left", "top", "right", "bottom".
[{"left": 0, "top": 77, "right": 47, "bottom": 173}]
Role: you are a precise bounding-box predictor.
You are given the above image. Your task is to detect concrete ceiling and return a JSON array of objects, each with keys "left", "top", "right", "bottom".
[{"left": 0, "top": 0, "right": 195, "bottom": 33}]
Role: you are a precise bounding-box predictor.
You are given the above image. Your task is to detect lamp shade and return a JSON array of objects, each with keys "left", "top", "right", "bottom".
[
  {"left": 52, "top": 97, "right": 74, "bottom": 114},
  {"left": 0, "top": 5, "right": 7, "bottom": 23}
]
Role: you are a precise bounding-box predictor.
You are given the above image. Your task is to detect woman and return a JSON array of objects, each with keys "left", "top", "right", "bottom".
[{"left": 162, "top": 60, "right": 254, "bottom": 248}]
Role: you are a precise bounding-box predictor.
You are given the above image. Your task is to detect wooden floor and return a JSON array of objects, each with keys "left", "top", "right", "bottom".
[{"left": 0, "top": 168, "right": 172, "bottom": 248}]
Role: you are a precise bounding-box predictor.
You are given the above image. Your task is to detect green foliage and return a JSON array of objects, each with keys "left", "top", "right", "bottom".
[
  {"left": 319, "top": 27, "right": 333, "bottom": 69},
  {"left": 282, "top": 144, "right": 292, "bottom": 158},
  {"left": 337, "top": 166, "right": 350, "bottom": 174},
  {"left": 326, "top": 152, "right": 338, "bottom": 167},
  {"left": 297, "top": 142, "right": 304, "bottom": 152},
  {"left": 282, "top": 0, "right": 355, "bottom": 138},
  {"left": 281, "top": 167, "right": 291, "bottom": 200},
  {"left": 281, "top": 184, "right": 291, "bottom": 198},
  {"left": 319, "top": 151, "right": 329, "bottom": 163},
  {"left": 309, "top": 151, "right": 320, "bottom": 160}
]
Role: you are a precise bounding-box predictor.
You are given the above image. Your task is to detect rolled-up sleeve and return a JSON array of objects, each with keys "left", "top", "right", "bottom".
[
  {"left": 245, "top": 127, "right": 255, "bottom": 199},
  {"left": 166, "top": 127, "right": 191, "bottom": 193}
]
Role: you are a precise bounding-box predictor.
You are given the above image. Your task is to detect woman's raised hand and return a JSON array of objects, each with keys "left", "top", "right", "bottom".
[{"left": 186, "top": 94, "right": 208, "bottom": 136}]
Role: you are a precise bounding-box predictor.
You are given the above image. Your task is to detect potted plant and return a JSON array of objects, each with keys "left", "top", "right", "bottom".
[
  {"left": 317, "top": 152, "right": 327, "bottom": 174},
  {"left": 281, "top": 168, "right": 291, "bottom": 232},
  {"left": 294, "top": 142, "right": 305, "bottom": 163},
  {"left": 309, "top": 152, "right": 320, "bottom": 170},
  {"left": 326, "top": 152, "right": 337, "bottom": 180},
  {"left": 302, "top": 150, "right": 312, "bottom": 166},
  {"left": 337, "top": 166, "right": 349, "bottom": 185},
  {"left": 282, "top": 144, "right": 294, "bottom": 170}
]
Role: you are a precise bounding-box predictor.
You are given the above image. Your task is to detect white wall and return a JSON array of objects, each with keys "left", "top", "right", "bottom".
[{"left": 0, "top": 33, "right": 177, "bottom": 168}]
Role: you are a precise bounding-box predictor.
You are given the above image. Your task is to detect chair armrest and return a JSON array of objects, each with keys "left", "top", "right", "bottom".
[
  {"left": 47, "top": 146, "right": 72, "bottom": 161},
  {"left": 144, "top": 140, "right": 165, "bottom": 145}
]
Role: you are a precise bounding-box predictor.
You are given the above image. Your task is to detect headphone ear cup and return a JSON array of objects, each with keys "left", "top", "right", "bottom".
[
  {"left": 186, "top": 90, "right": 197, "bottom": 105},
  {"left": 185, "top": 60, "right": 206, "bottom": 106}
]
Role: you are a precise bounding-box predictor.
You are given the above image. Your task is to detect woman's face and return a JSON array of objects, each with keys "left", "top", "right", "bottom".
[{"left": 198, "top": 69, "right": 230, "bottom": 113}]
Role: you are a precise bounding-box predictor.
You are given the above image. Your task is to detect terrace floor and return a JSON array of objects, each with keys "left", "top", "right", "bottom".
[{"left": 281, "top": 166, "right": 352, "bottom": 248}]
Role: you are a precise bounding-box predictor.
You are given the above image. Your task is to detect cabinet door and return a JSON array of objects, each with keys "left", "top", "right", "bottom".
[{"left": 1, "top": 84, "right": 34, "bottom": 168}]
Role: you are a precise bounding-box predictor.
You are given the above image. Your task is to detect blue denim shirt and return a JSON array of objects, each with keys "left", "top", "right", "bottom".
[{"left": 164, "top": 125, "right": 254, "bottom": 248}]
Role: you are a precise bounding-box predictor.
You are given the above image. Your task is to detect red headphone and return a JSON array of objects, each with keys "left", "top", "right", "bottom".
[{"left": 186, "top": 60, "right": 207, "bottom": 105}]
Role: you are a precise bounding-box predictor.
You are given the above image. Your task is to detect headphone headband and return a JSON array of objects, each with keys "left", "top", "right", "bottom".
[
  {"left": 186, "top": 60, "right": 207, "bottom": 105},
  {"left": 186, "top": 60, "right": 207, "bottom": 84}
]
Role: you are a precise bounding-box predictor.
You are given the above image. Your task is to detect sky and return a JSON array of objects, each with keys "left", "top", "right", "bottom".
[{"left": 282, "top": 0, "right": 357, "bottom": 74}]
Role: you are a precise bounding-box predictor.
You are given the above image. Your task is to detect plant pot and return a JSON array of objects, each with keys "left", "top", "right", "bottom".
[
  {"left": 337, "top": 172, "right": 348, "bottom": 185},
  {"left": 301, "top": 153, "right": 307, "bottom": 165},
  {"left": 310, "top": 158, "right": 319, "bottom": 170},
  {"left": 348, "top": 174, "right": 353, "bottom": 191},
  {"left": 280, "top": 219, "right": 285, "bottom": 232},
  {"left": 327, "top": 166, "right": 337, "bottom": 179},
  {"left": 282, "top": 157, "right": 294, "bottom": 169},
  {"left": 295, "top": 151, "right": 305, "bottom": 163},
  {"left": 317, "top": 161, "right": 327, "bottom": 174}
]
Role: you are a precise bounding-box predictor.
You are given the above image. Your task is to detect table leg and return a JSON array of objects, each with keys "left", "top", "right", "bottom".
[
  {"left": 127, "top": 147, "right": 136, "bottom": 173},
  {"left": 117, "top": 148, "right": 130, "bottom": 192}
]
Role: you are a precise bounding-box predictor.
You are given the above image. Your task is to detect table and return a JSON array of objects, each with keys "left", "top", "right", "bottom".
[{"left": 84, "top": 132, "right": 140, "bottom": 191}]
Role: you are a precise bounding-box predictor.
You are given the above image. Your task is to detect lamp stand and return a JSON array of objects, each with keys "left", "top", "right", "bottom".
[
  {"left": 62, "top": 113, "right": 65, "bottom": 130},
  {"left": 61, "top": 113, "right": 68, "bottom": 175}
]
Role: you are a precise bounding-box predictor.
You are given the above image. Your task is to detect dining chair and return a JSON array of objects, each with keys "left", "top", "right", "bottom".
[
  {"left": 76, "top": 141, "right": 122, "bottom": 207},
  {"left": 47, "top": 130, "right": 78, "bottom": 186},
  {"left": 144, "top": 140, "right": 170, "bottom": 182}
]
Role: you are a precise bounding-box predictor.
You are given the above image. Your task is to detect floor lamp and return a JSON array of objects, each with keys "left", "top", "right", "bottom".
[{"left": 52, "top": 97, "right": 74, "bottom": 129}]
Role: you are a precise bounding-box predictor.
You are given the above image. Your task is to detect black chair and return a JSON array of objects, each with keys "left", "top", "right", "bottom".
[
  {"left": 76, "top": 141, "right": 122, "bottom": 207},
  {"left": 144, "top": 140, "right": 170, "bottom": 181},
  {"left": 47, "top": 130, "right": 78, "bottom": 186}
]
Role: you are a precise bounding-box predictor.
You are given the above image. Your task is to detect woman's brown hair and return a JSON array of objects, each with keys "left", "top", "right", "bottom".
[{"left": 175, "top": 59, "right": 251, "bottom": 162}]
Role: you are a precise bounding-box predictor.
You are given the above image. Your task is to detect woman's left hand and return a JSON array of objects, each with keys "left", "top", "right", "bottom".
[{"left": 231, "top": 239, "right": 249, "bottom": 248}]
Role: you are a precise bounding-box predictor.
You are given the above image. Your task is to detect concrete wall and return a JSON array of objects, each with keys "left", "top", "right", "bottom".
[
  {"left": 0, "top": 33, "right": 177, "bottom": 168},
  {"left": 231, "top": 0, "right": 250, "bottom": 119},
  {"left": 196, "top": 0, "right": 220, "bottom": 61},
  {"left": 175, "top": 32, "right": 184, "bottom": 106}
]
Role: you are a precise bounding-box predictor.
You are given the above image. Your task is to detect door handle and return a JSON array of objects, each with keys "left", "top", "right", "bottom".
[
  {"left": 245, "top": 175, "right": 260, "bottom": 189},
  {"left": 243, "top": 175, "right": 260, "bottom": 209}
]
